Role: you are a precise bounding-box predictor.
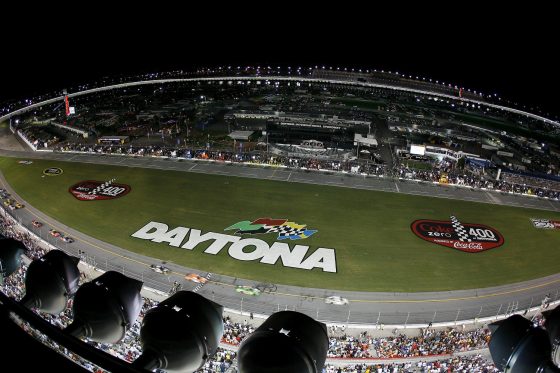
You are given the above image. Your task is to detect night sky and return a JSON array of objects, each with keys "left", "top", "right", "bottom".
[{"left": 1, "top": 8, "right": 558, "bottom": 119}]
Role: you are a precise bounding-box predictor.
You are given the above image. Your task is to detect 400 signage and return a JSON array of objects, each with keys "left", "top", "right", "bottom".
[
  {"left": 69, "top": 179, "right": 131, "bottom": 201},
  {"left": 131, "top": 219, "right": 336, "bottom": 272},
  {"left": 411, "top": 216, "right": 504, "bottom": 253}
]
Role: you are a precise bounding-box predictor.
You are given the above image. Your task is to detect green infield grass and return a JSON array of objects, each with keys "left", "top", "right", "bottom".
[{"left": 1, "top": 156, "right": 559, "bottom": 292}]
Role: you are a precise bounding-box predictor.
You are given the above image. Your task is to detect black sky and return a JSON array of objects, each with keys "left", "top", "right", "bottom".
[{"left": 1, "top": 6, "right": 559, "bottom": 118}]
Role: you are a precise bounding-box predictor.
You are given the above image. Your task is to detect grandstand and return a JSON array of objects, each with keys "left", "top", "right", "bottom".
[{"left": 269, "top": 143, "right": 352, "bottom": 160}]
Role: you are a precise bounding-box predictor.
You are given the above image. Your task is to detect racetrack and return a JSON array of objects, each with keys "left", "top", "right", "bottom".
[
  {"left": 1, "top": 148, "right": 560, "bottom": 325},
  {"left": 2, "top": 155, "right": 560, "bottom": 292}
]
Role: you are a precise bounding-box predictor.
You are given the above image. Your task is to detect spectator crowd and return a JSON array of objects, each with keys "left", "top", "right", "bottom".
[{"left": 52, "top": 142, "right": 560, "bottom": 201}]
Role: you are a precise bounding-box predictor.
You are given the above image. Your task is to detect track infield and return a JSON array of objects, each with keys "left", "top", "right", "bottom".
[{"left": 1, "top": 156, "right": 559, "bottom": 292}]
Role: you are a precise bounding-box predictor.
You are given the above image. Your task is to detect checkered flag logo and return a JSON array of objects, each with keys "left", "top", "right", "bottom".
[
  {"left": 225, "top": 218, "right": 318, "bottom": 240},
  {"left": 411, "top": 217, "right": 504, "bottom": 253},
  {"left": 450, "top": 215, "right": 471, "bottom": 242},
  {"left": 267, "top": 225, "right": 310, "bottom": 240},
  {"left": 70, "top": 179, "right": 131, "bottom": 201},
  {"left": 89, "top": 178, "right": 116, "bottom": 195}
]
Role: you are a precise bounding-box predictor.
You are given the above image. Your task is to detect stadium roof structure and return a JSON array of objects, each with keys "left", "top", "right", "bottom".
[
  {"left": 228, "top": 130, "right": 255, "bottom": 141},
  {"left": 97, "top": 135, "right": 129, "bottom": 141},
  {"left": 354, "top": 133, "right": 378, "bottom": 147}
]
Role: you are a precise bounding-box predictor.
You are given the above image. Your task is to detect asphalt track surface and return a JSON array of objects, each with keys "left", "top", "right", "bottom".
[{"left": 1, "top": 148, "right": 560, "bottom": 326}]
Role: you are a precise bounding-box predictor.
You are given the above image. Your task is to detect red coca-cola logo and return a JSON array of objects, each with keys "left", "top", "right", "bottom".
[
  {"left": 69, "top": 180, "right": 131, "bottom": 201},
  {"left": 411, "top": 217, "right": 504, "bottom": 253}
]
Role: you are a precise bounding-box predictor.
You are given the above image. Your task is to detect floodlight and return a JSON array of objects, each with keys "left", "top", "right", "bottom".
[
  {"left": 237, "top": 311, "right": 328, "bottom": 373},
  {"left": 133, "top": 291, "right": 223, "bottom": 373},
  {"left": 544, "top": 306, "right": 560, "bottom": 367},
  {"left": 65, "top": 271, "right": 143, "bottom": 343},
  {"left": 488, "top": 314, "right": 559, "bottom": 372},
  {"left": 21, "top": 250, "right": 80, "bottom": 314},
  {"left": 0, "top": 237, "right": 26, "bottom": 278}
]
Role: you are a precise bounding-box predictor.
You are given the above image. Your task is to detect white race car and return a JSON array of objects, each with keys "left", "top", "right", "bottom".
[
  {"left": 325, "top": 296, "right": 349, "bottom": 305},
  {"left": 150, "top": 264, "right": 170, "bottom": 274},
  {"left": 61, "top": 236, "right": 74, "bottom": 243}
]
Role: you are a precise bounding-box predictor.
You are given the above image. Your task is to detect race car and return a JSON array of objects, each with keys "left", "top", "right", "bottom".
[
  {"left": 31, "top": 220, "right": 43, "bottom": 228},
  {"left": 150, "top": 264, "right": 170, "bottom": 274},
  {"left": 185, "top": 273, "right": 208, "bottom": 284},
  {"left": 325, "top": 296, "right": 349, "bottom": 305},
  {"left": 61, "top": 236, "right": 74, "bottom": 243},
  {"left": 49, "top": 229, "right": 61, "bottom": 237},
  {"left": 14, "top": 202, "right": 24, "bottom": 209},
  {"left": 3, "top": 199, "right": 12, "bottom": 207},
  {"left": 235, "top": 285, "right": 261, "bottom": 296}
]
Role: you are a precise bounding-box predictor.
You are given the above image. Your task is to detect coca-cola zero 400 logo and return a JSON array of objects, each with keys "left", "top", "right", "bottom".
[
  {"left": 69, "top": 179, "right": 131, "bottom": 201},
  {"left": 411, "top": 216, "right": 504, "bottom": 253}
]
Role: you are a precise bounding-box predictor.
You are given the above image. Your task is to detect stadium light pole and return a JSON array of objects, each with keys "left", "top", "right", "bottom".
[{"left": 265, "top": 121, "right": 269, "bottom": 157}]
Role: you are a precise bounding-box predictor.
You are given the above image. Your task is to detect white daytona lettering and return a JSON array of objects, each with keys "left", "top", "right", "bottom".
[{"left": 131, "top": 221, "right": 337, "bottom": 272}]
